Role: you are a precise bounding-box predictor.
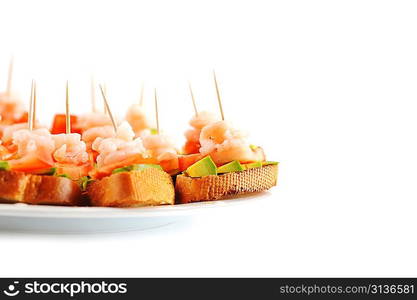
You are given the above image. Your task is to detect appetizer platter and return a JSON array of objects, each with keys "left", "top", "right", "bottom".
[{"left": 0, "top": 60, "right": 278, "bottom": 231}]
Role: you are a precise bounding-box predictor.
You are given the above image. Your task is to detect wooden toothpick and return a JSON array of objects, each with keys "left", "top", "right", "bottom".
[
  {"left": 188, "top": 82, "right": 198, "bottom": 116},
  {"left": 103, "top": 83, "right": 108, "bottom": 114},
  {"left": 6, "top": 57, "right": 13, "bottom": 95},
  {"left": 154, "top": 88, "right": 159, "bottom": 134},
  {"left": 213, "top": 70, "right": 224, "bottom": 121},
  {"left": 99, "top": 84, "right": 117, "bottom": 133},
  {"left": 91, "top": 76, "right": 97, "bottom": 112},
  {"left": 33, "top": 81, "right": 37, "bottom": 128},
  {"left": 28, "top": 79, "right": 35, "bottom": 131},
  {"left": 139, "top": 82, "right": 144, "bottom": 106},
  {"left": 6, "top": 56, "right": 14, "bottom": 95},
  {"left": 66, "top": 81, "right": 71, "bottom": 134}
]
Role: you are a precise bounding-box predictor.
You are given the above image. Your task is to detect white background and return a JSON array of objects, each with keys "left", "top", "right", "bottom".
[{"left": 0, "top": 0, "right": 416, "bottom": 276}]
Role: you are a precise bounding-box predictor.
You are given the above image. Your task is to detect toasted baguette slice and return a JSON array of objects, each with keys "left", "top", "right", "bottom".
[
  {"left": 87, "top": 168, "right": 175, "bottom": 207},
  {"left": 0, "top": 170, "right": 83, "bottom": 206},
  {"left": 175, "top": 164, "right": 278, "bottom": 204}
]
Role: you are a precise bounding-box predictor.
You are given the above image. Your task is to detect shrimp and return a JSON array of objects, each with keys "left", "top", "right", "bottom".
[
  {"left": 1, "top": 122, "right": 44, "bottom": 144},
  {"left": 0, "top": 92, "right": 26, "bottom": 123},
  {"left": 83, "top": 121, "right": 133, "bottom": 146},
  {"left": 6, "top": 128, "right": 56, "bottom": 171},
  {"left": 114, "top": 121, "right": 136, "bottom": 141},
  {"left": 142, "top": 134, "right": 178, "bottom": 162},
  {"left": 184, "top": 128, "right": 201, "bottom": 144},
  {"left": 12, "top": 128, "right": 55, "bottom": 158},
  {"left": 93, "top": 137, "right": 148, "bottom": 168},
  {"left": 1, "top": 123, "right": 29, "bottom": 143},
  {"left": 183, "top": 111, "right": 219, "bottom": 154},
  {"left": 91, "top": 122, "right": 149, "bottom": 171},
  {"left": 199, "top": 120, "right": 265, "bottom": 165},
  {"left": 81, "top": 125, "right": 115, "bottom": 148},
  {"left": 125, "top": 104, "right": 151, "bottom": 136},
  {"left": 52, "top": 133, "right": 89, "bottom": 165},
  {"left": 4, "top": 129, "right": 91, "bottom": 176},
  {"left": 75, "top": 112, "right": 115, "bottom": 132},
  {"left": 199, "top": 120, "right": 232, "bottom": 144},
  {"left": 189, "top": 111, "right": 219, "bottom": 130}
]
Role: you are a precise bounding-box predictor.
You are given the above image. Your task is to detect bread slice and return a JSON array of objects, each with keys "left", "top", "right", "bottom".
[
  {"left": 87, "top": 168, "right": 175, "bottom": 207},
  {"left": 175, "top": 164, "right": 278, "bottom": 204},
  {"left": 0, "top": 170, "right": 83, "bottom": 205},
  {"left": 0, "top": 170, "right": 29, "bottom": 203}
]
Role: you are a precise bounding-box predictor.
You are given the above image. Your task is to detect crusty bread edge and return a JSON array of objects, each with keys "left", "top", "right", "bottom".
[
  {"left": 0, "top": 164, "right": 278, "bottom": 207},
  {"left": 87, "top": 168, "right": 175, "bottom": 207},
  {"left": 175, "top": 164, "right": 278, "bottom": 204},
  {"left": 0, "top": 170, "right": 83, "bottom": 206}
]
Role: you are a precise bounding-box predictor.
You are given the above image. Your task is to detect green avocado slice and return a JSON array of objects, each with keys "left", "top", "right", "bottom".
[
  {"left": 79, "top": 176, "right": 93, "bottom": 191},
  {"left": 262, "top": 161, "right": 279, "bottom": 166},
  {"left": 112, "top": 165, "right": 135, "bottom": 173},
  {"left": 185, "top": 156, "right": 217, "bottom": 177},
  {"left": 217, "top": 160, "right": 244, "bottom": 174},
  {"left": 33, "top": 167, "right": 57, "bottom": 175},
  {"left": 112, "top": 164, "right": 163, "bottom": 174},
  {"left": 0, "top": 161, "right": 10, "bottom": 171},
  {"left": 243, "top": 161, "right": 263, "bottom": 170},
  {"left": 57, "top": 173, "right": 71, "bottom": 179}
]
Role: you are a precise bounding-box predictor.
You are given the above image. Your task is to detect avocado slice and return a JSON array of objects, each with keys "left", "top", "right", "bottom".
[
  {"left": 0, "top": 161, "right": 10, "bottom": 171},
  {"left": 112, "top": 164, "right": 162, "bottom": 174},
  {"left": 112, "top": 165, "right": 135, "bottom": 173},
  {"left": 185, "top": 156, "right": 217, "bottom": 177},
  {"left": 243, "top": 161, "right": 263, "bottom": 170},
  {"left": 262, "top": 161, "right": 279, "bottom": 166},
  {"left": 217, "top": 160, "right": 244, "bottom": 174},
  {"left": 132, "top": 164, "right": 162, "bottom": 171},
  {"left": 57, "top": 173, "right": 71, "bottom": 179},
  {"left": 33, "top": 167, "right": 57, "bottom": 175},
  {"left": 79, "top": 176, "right": 93, "bottom": 191}
]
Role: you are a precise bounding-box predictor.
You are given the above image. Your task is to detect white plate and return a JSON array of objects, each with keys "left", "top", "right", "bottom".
[{"left": 0, "top": 192, "right": 271, "bottom": 233}]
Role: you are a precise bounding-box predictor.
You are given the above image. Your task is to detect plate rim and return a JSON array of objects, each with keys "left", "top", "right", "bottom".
[{"left": 0, "top": 192, "right": 272, "bottom": 219}]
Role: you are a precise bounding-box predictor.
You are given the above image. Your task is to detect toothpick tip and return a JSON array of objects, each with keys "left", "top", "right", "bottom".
[
  {"left": 99, "top": 84, "right": 117, "bottom": 133},
  {"left": 65, "top": 80, "right": 71, "bottom": 134},
  {"left": 154, "top": 88, "right": 159, "bottom": 134},
  {"left": 213, "top": 71, "right": 225, "bottom": 121}
]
